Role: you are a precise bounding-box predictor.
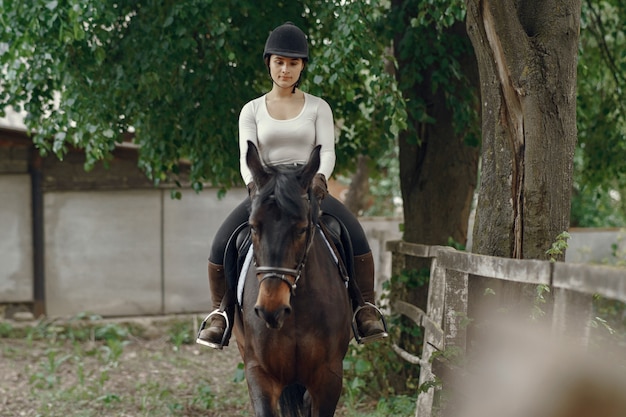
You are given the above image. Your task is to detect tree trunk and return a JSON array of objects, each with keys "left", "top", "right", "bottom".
[
  {"left": 395, "top": 21, "right": 480, "bottom": 251},
  {"left": 398, "top": 112, "right": 479, "bottom": 249},
  {"left": 392, "top": 16, "right": 480, "bottom": 323},
  {"left": 343, "top": 155, "right": 371, "bottom": 216},
  {"left": 465, "top": 0, "right": 581, "bottom": 260},
  {"left": 387, "top": 7, "right": 481, "bottom": 395}
]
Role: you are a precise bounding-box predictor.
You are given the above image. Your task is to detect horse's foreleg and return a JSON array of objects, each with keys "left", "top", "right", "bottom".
[
  {"left": 245, "top": 362, "right": 282, "bottom": 417},
  {"left": 307, "top": 364, "right": 343, "bottom": 417}
]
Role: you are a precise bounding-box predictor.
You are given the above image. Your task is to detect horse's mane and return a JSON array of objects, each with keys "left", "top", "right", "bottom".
[{"left": 254, "top": 164, "right": 320, "bottom": 224}]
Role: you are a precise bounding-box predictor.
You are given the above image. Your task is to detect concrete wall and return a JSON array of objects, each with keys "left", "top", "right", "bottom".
[
  {"left": 44, "top": 190, "right": 163, "bottom": 316},
  {"left": 43, "top": 188, "right": 249, "bottom": 317},
  {"left": 566, "top": 228, "right": 625, "bottom": 265},
  {"left": 41, "top": 188, "right": 401, "bottom": 317},
  {"left": 41, "top": 202, "right": 622, "bottom": 318},
  {"left": 162, "top": 188, "right": 248, "bottom": 314},
  {"left": 0, "top": 175, "right": 33, "bottom": 302}
]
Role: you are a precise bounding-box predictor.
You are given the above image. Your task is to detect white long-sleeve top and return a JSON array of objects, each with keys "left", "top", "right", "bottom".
[{"left": 238, "top": 92, "right": 336, "bottom": 185}]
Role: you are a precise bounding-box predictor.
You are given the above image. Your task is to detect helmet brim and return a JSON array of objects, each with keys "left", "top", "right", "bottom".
[{"left": 264, "top": 50, "right": 308, "bottom": 60}]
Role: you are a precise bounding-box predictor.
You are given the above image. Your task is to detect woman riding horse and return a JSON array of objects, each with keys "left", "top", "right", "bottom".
[
  {"left": 197, "top": 21, "right": 387, "bottom": 348},
  {"left": 234, "top": 142, "right": 352, "bottom": 416}
]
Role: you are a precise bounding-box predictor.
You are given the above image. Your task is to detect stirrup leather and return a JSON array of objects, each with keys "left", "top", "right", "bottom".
[
  {"left": 352, "top": 302, "right": 389, "bottom": 344},
  {"left": 196, "top": 309, "right": 231, "bottom": 350}
]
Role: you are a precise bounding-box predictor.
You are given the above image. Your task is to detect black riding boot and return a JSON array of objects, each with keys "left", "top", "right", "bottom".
[
  {"left": 353, "top": 252, "right": 388, "bottom": 343},
  {"left": 196, "top": 262, "right": 229, "bottom": 349}
]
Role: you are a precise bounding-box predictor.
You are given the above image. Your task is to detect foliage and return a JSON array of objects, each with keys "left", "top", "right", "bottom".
[
  {"left": 573, "top": 0, "right": 626, "bottom": 225},
  {"left": 167, "top": 317, "right": 196, "bottom": 351},
  {"left": 531, "top": 284, "right": 551, "bottom": 321},
  {"left": 545, "top": 231, "right": 571, "bottom": 262},
  {"left": 0, "top": 0, "right": 404, "bottom": 192},
  {"left": 0, "top": 321, "right": 13, "bottom": 337},
  {"left": 0, "top": 312, "right": 141, "bottom": 342},
  {"left": 589, "top": 231, "right": 626, "bottom": 362},
  {"left": 570, "top": 163, "right": 626, "bottom": 227},
  {"left": 362, "top": 146, "right": 403, "bottom": 217},
  {"left": 341, "top": 267, "right": 430, "bottom": 402},
  {"left": 339, "top": 394, "right": 416, "bottom": 417},
  {"left": 537, "top": 231, "right": 567, "bottom": 320},
  {"left": 4, "top": 1, "right": 626, "bottom": 225},
  {"left": 386, "top": 0, "right": 479, "bottom": 146},
  {"left": 388, "top": 267, "right": 430, "bottom": 292},
  {"left": 607, "top": 229, "right": 626, "bottom": 267},
  {"left": 591, "top": 295, "right": 626, "bottom": 366},
  {"left": 593, "top": 297, "right": 626, "bottom": 336},
  {"left": 343, "top": 336, "right": 419, "bottom": 400},
  {"left": 306, "top": 1, "right": 406, "bottom": 175}
]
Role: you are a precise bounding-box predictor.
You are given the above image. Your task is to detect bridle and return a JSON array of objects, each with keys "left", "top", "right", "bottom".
[{"left": 254, "top": 191, "right": 316, "bottom": 297}]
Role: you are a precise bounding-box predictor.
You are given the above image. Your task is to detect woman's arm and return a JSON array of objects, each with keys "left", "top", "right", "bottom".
[
  {"left": 315, "top": 98, "right": 336, "bottom": 179},
  {"left": 238, "top": 101, "right": 258, "bottom": 185}
]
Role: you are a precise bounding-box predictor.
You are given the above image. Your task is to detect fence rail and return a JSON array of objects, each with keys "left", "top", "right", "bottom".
[{"left": 386, "top": 240, "right": 626, "bottom": 417}]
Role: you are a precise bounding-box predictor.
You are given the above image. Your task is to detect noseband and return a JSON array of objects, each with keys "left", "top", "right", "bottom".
[
  {"left": 256, "top": 266, "right": 302, "bottom": 296},
  {"left": 254, "top": 192, "right": 315, "bottom": 296}
]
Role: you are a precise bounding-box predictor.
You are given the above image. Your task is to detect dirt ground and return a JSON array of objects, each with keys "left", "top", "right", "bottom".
[
  {"left": 0, "top": 315, "right": 253, "bottom": 417},
  {"left": 0, "top": 314, "right": 375, "bottom": 417}
]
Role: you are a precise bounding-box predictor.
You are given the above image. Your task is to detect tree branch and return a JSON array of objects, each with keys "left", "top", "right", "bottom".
[{"left": 585, "top": 0, "right": 626, "bottom": 86}]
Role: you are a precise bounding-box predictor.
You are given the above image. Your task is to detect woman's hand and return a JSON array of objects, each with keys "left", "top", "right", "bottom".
[
  {"left": 247, "top": 182, "right": 257, "bottom": 197},
  {"left": 312, "top": 173, "right": 328, "bottom": 201}
]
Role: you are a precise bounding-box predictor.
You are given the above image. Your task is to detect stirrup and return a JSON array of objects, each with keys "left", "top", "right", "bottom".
[
  {"left": 196, "top": 310, "right": 231, "bottom": 350},
  {"left": 352, "top": 302, "right": 389, "bottom": 345}
]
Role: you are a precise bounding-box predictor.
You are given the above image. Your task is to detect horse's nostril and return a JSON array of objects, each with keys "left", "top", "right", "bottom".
[
  {"left": 284, "top": 306, "right": 292, "bottom": 316},
  {"left": 254, "top": 306, "right": 263, "bottom": 318}
]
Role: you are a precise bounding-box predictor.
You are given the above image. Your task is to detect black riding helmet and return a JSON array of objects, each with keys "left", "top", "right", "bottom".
[
  {"left": 263, "top": 22, "right": 309, "bottom": 61},
  {"left": 263, "top": 22, "right": 308, "bottom": 93}
]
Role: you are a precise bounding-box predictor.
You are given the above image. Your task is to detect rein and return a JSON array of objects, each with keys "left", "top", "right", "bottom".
[{"left": 254, "top": 192, "right": 316, "bottom": 296}]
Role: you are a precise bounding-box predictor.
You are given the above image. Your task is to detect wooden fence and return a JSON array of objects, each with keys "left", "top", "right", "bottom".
[{"left": 386, "top": 240, "right": 626, "bottom": 417}]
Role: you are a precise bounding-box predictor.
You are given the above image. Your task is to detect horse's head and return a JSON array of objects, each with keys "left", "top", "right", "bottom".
[{"left": 246, "top": 141, "right": 321, "bottom": 330}]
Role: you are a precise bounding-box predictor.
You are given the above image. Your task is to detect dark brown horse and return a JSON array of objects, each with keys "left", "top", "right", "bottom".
[{"left": 232, "top": 141, "right": 352, "bottom": 417}]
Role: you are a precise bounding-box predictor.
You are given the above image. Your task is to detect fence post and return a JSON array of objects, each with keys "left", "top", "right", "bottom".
[
  {"left": 387, "top": 240, "right": 625, "bottom": 417},
  {"left": 415, "top": 247, "right": 446, "bottom": 417},
  {"left": 444, "top": 269, "right": 469, "bottom": 354},
  {"left": 389, "top": 240, "right": 406, "bottom": 281}
]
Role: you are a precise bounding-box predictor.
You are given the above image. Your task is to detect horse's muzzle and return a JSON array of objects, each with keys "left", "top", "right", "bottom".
[
  {"left": 254, "top": 267, "right": 298, "bottom": 329},
  {"left": 254, "top": 304, "right": 292, "bottom": 329}
]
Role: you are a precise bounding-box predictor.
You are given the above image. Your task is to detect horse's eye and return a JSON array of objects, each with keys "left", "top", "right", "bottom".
[{"left": 298, "top": 227, "right": 307, "bottom": 236}]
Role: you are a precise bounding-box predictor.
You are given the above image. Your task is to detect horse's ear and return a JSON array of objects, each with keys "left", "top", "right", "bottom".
[
  {"left": 300, "top": 145, "right": 321, "bottom": 188},
  {"left": 246, "top": 141, "right": 270, "bottom": 187}
]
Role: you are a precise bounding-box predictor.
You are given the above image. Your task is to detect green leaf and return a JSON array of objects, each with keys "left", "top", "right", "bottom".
[{"left": 0, "top": 0, "right": 403, "bottom": 194}]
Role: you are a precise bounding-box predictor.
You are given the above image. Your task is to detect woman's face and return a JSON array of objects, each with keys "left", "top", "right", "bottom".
[{"left": 268, "top": 55, "right": 305, "bottom": 89}]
